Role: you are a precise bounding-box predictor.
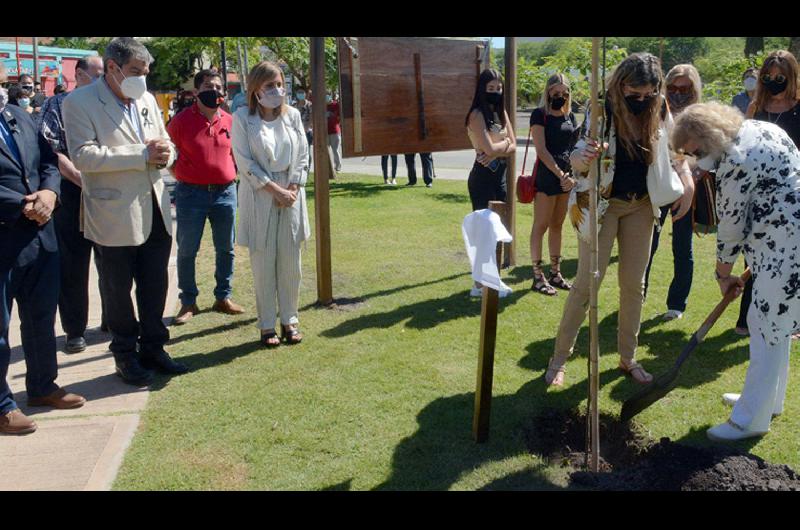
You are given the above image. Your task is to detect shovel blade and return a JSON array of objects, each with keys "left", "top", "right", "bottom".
[{"left": 620, "top": 367, "right": 681, "bottom": 422}]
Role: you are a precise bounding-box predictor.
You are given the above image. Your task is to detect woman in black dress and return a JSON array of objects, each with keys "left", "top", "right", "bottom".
[{"left": 528, "top": 73, "right": 579, "bottom": 295}]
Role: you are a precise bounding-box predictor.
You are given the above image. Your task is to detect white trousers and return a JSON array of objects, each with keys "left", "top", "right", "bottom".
[
  {"left": 249, "top": 206, "right": 302, "bottom": 330},
  {"left": 328, "top": 133, "right": 342, "bottom": 171},
  {"left": 730, "top": 305, "right": 791, "bottom": 432}
]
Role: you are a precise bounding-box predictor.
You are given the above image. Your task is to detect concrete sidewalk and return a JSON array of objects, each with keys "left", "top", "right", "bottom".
[{"left": 0, "top": 215, "right": 178, "bottom": 491}]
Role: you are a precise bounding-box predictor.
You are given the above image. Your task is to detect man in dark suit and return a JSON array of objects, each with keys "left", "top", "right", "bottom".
[{"left": 0, "top": 62, "right": 86, "bottom": 436}]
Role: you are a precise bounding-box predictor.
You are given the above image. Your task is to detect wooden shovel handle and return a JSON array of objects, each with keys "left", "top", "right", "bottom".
[{"left": 696, "top": 268, "right": 752, "bottom": 343}]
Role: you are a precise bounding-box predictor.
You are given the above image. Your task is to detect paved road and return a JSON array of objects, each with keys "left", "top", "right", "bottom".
[{"left": 336, "top": 111, "right": 535, "bottom": 182}]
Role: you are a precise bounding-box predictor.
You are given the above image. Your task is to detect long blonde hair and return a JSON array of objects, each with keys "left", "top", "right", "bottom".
[
  {"left": 540, "top": 73, "right": 572, "bottom": 115},
  {"left": 246, "top": 61, "right": 287, "bottom": 117},
  {"left": 607, "top": 52, "right": 665, "bottom": 165},
  {"left": 750, "top": 50, "right": 800, "bottom": 116}
]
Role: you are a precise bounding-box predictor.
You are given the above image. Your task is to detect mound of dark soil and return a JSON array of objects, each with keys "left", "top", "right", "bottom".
[{"left": 524, "top": 407, "right": 800, "bottom": 491}]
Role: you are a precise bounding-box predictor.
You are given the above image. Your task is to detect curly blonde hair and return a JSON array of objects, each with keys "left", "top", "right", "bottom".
[{"left": 671, "top": 102, "right": 744, "bottom": 156}]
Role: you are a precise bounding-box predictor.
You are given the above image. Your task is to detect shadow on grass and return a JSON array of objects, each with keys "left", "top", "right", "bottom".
[
  {"left": 170, "top": 317, "right": 259, "bottom": 344},
  {"left": 429, "top": 192, "right": 470, "bottom": 205},
  {"left": 320, "top": 289, "right": 527, "bottom": 338},
  {"left": 328, "top": 181, "right": 403, "bottom": 199},
  {"left": 374, "top": 366, "right": 624, "bottom": 490},
  {"left": 300, "top": 272, "right": 471, "bottom": 311}
]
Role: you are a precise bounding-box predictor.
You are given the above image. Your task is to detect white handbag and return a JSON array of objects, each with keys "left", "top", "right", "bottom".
[{"left": 645, "top": 124, "right": 684, "bottom": 207}]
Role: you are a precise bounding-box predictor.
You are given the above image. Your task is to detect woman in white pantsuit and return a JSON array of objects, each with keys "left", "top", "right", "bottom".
[
  {"left": 232, "top": 61, "right": 310, "bottom": 347},
  {"left": 672, "top": 102, "right": 800, "bottom": 441}
]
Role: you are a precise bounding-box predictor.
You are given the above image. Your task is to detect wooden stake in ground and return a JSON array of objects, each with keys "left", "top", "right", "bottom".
[
  {"left": 473, "top": 200, "right": 507, "bottom": 443},
  {"left": 311, "top": 37, "right": 333, "bottom": 306},
  {"left": 586, "top": 37, "right": 602, "bottom": 473}
]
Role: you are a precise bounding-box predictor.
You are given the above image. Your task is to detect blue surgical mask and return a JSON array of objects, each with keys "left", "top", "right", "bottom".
[
  {"left": 296, "top": 92, "right": 306, "bottom": 101},
  {"left": 18, "top": 97, "right": 30, "bottom": 109},
  {"left": 326, "top": 95, "right": 332, "bottom": 104}
]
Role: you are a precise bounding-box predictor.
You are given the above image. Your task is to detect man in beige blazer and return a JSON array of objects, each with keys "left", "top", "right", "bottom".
[{"left": 63, "top": 37, "right": 188, "bottom": 386}]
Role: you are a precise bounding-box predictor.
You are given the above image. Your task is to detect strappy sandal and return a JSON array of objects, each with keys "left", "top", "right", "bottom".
[
  {"left": 260, "top": 329, "right": 280, "bottom": 348},
  {"left": 545, "top": 356, "right": 567, "bottom": 386},
  {"left": 532, "top": 260, "right": 557, "bottom": 296},
  {"left": 619, "top": 358, "right": 653, "bottom": 385},
  {"left": 281, "top": 324, "right": 303, "bottom": 345},
  {"left": 548, "top": 256, "right": 572, "bottom": 291}
]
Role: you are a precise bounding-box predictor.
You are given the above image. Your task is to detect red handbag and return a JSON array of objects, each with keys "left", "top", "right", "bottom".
[{"left": 516, "top": 114, "right": 544, "bottom": 204}]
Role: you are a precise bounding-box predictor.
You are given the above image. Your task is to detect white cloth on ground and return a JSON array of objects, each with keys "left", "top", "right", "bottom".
[{"left": 462, "top": 209, "right": 513, "bottom": 295}]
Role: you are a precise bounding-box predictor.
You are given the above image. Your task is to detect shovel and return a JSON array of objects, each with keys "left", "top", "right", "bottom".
[{"left": 620, "top": 268, "right": 751, "bottom": 422}]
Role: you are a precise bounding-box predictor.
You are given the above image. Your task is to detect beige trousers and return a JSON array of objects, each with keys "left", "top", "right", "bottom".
[
  {"left": 249, "top": 206, "right": 302, "bottom": 330},
  {"left": 554, "top": 197, "right": 655, "bottom": 363}
]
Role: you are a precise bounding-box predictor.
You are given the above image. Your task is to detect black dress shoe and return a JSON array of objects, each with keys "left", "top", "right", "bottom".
[
  {"left": 140, "top": 349, "right": 190, "bottom": 375},
  {"left": 100, "top": 322, "right": 109, "bottom": 333},
  {"left": 114, "top": 356, "right": 154, "bottom": 386},
  {"left": 65, "top": 336, "right": 87, "bottom": 354}
]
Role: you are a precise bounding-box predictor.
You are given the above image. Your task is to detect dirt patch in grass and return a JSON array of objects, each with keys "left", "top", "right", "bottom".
[
  {"left": 524, "top": 408, "right": 800, "bottom": 491},
  {"left": 324, "top": 297, "right": 368, "bottom": 312}
]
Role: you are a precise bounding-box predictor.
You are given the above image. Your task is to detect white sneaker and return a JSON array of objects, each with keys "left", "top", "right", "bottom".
[
  {"left": 391, "top": 179, "right": 397, "bottom": 186},
  {"left": 722, "top": 393, "right": 740, "bottom": 407},
  {"left": 707, "top": 420, "right": 767, "bottom": 442},
  {"left": 662, "top": 309, "right": 683, "bottom": 321},
  {"left": 722, "top": 392, "right": 781, "bottom": 416}
]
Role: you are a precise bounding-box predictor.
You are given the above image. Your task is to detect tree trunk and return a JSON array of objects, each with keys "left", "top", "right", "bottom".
[
  {"left": 790, "top": 37, "right": 800, "bottom": 59},
  {"left": 745, "top": 37, "right": 764, "bottom": 57}
]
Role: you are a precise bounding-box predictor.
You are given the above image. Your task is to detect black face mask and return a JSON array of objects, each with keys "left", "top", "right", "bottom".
[
  {"left": 624, "top": 95, "right": 653, "bottom": 116},
  {"left": 765, "top": 79, "right": 788, "bottom": 96},
  {"left": 197, "top": 90, "right": 223, "bottom": 109},
  {"left": 486, "top": 91, "right": 503, "bottom": 106},
  {"left": 668, "top": 92, "right": 692, "bottom": 108},
  {"left": 550, "top": 96, "right": 566, "bottom": 110}
]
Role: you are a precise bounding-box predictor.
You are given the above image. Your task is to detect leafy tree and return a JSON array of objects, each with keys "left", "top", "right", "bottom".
[
  {"left": 745, "top": 37, "right": 764, "bottom": 57},
  {"left": 627, "top": 37, "right": 709, "bottom": 71},
  {"left": 247, "top": 37, "right": 339, "bottom": 92},
  {"left": 49, "top": 37, "right": 95, "bottom": 50},
  {"left": 146, "top": 37, "right": 219, "bottom": 91}
]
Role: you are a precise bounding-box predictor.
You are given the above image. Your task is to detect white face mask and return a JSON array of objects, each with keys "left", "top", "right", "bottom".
[
  {"left": 257, "top": 86, "right": 285, "bottom": 109},
  {"left": 0, "top": 87, "right": 7, "bottom": 110},
  {"left": 113, "top": 66, "right": 147, "bottom": 100},
  {"left": 744, "top": 77, "right": 758, "bottom": 92}
]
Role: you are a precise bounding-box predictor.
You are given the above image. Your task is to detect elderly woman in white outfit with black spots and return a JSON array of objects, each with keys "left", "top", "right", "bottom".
[
  {"left": 673, "top": 102, "right": 800, "bottom": 442},
  {"left": 232, "top": 61, "right": 310, "bottom": 348}
]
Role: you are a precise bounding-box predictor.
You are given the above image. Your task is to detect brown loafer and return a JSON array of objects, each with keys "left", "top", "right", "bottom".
[
  {"left": 27, "top": 388, "right": 86, "bottom": 409},
  {"left": 212, "top": 298, "right": 244, "bottom": 315},
  {"left": 173, "top": 304, "right": 200, "bottom": 325},
  {"left": 0, "top": 408, "right": 37, "bottom": 435}
]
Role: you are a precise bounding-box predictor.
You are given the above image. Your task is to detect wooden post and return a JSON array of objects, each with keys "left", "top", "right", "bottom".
[
  {"left": 311, "top": 37, "right": 334, "bottom": 306},
  {"left": 586, "top": 37, "right": 602, "bottom": 473},
  {"left": 220, "top": 39, "right": 228, "bottom": 95},
  {"left": 503, "top": 37, "right": 517, "bottom": 268},
  {"left": 32, "top": 37, "right": 39, "bottom": 84},
  {"left": 473, "top": 201, "right": 507, "bottom": 443}
]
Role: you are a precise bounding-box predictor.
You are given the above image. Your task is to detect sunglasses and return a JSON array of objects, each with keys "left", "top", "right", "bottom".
[
  {"left": 761, "top": 73, "right": 787, "bottom": 84},
  {"left": 21, "top": 85, "right": 33, "bottom": 91},
  {"left": 667, "top": 85, "right": 692, "bottom": 95}
]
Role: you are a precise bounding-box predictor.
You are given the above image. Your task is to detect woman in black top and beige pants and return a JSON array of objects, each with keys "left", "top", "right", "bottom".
[{"left": 545, "top": 53, "right": 694, "bottom": 387}]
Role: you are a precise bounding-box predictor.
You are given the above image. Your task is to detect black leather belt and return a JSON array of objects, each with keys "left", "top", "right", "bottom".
[
  {"left": 180, "top": 181, "right": 234, "bottom": 192},
  {"left": 614, "top": 191, "right": 649, "bottom": 202}
]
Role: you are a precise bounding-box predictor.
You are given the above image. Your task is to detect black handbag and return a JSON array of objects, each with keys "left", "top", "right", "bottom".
[{"left": 692, "top": 170, "right": 718, "bottom": 235}]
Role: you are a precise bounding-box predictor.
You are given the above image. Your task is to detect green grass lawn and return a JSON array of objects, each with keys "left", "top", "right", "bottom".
[{"left": 113, "top": 173, "right": 800, "bottom": 490}]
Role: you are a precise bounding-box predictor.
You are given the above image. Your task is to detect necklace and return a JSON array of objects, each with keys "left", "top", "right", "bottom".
[{"left": 767, "top": 109, "right": 785, "bottom": 124}]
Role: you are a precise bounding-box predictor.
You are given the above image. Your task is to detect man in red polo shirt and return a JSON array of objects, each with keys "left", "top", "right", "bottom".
[
  {"left": 168, "top": 69, "right": 244, "bottom": 324},
  {"left": 326, "top": 92, "right": 342, "bottom": 172}
]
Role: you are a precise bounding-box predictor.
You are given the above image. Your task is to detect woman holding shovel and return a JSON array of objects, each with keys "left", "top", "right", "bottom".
[
  {"left": 545, "top": 53, "right": 694, "bottom": 387},
  {"left": 672, "top": 101, "right": 800, "bottom": 441}
]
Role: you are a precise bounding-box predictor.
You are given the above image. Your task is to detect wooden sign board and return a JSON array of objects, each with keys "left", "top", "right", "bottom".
[{"left": 337, "top": 37, "right": 490, "bottom": 158}]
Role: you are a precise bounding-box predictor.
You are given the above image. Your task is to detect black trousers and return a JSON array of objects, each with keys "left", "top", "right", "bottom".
[
  {"left": 467, "top": 160, "right": 507, "bottom": 210},
  {"left": 97, "top": 203, "right": 171, "bottom": 357},
  {"left": 0, "top": 240, "right": 60, "bottom": 413},
  {"left": 404, "top": 153, "right": 433, "bottom": 185},
  {"left": 381, "top": 155, "right": 397, "bottom": 179},
  {"left": 53, "top": 180, "right": 106, "bottom": 338}
]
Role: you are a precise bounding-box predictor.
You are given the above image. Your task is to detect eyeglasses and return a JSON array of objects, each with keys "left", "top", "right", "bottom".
[
  {"left": 667, "top": 85, "right": 692, "bottom": 95},
  {"left": 761, "top": 73, "right": 787, "bottom": 84}
]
